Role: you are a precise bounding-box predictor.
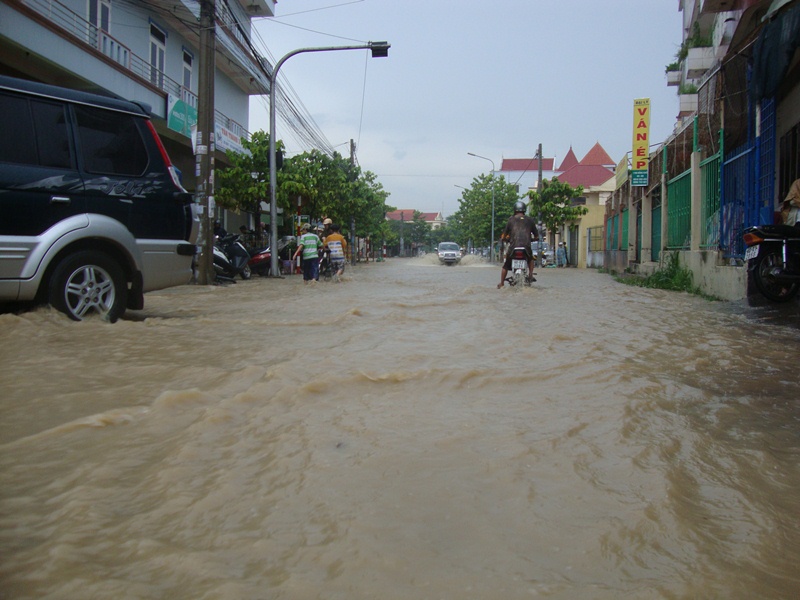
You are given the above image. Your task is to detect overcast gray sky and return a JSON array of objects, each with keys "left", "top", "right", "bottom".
[{"left": 249, "top": 0, "right": 683, "bottom": 217}]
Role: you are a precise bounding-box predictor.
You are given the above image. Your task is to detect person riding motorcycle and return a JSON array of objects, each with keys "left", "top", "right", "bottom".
[{"left": 498, "top": 201, "right": 538, "bottom": 288}]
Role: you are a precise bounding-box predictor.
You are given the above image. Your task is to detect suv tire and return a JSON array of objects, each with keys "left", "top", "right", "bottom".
[{"left": 48, "top": 251, "right": 127, "bottom": 322}]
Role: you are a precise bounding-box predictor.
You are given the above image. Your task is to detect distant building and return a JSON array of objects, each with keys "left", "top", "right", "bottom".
[
  {"left": 495, "top": 142, "right": 615, "bottom": 195},
  {"left": 556, "top": 142, "right": 616, "bottom": 191},
  {"left": 555, "top": 143, "right": 617, "bottom": 268},
  {"left": 386, "top": 209, "right": 446, "bottom": 230},
  {"left": 496, "top": 157, "right": 557, "bottom": 195}
]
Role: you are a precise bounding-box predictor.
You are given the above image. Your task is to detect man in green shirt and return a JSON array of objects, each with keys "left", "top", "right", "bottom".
[{"left": 293, "top": 223, "right": 322, "bottom": 283}]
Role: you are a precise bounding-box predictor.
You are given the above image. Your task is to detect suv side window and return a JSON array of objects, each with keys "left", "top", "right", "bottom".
[
  {"left": 74, "top": 105, "right": 148, "bottom": 176},
  {"left": 0, "top": 93, "right": 72, "bottom": 169}
]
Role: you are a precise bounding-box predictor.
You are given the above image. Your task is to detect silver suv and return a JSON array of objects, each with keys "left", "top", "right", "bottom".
[
  {"left": 437, "top": 242, "right": 462, "bottom": 265},
  {"left": 0, "top": 76, "right": 198, "bottom": 321}
]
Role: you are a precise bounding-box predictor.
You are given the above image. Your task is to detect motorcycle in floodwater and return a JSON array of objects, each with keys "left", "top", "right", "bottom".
[
  {"left": 247, "top": 244, "right": 271, "bottom": 277},
  {"left": 319, "top": 250, "right": 333, "bottom": 282},
  {"left": 214, "top": 234, "right": 251, "bottom": 282},
  {"left": 505, "top": 247, "right": 535, "bottom": 287},
  {"left": 743, "top": 224, "right": 800, "bottom": 302}
]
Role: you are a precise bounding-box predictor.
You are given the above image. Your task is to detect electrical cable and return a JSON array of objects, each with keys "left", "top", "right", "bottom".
[
  {"left": 356, "top": 50, "right": 369, "bottom": 150},
  {"left": 273, "top": 1, "right": 366, "bottom": 19}
]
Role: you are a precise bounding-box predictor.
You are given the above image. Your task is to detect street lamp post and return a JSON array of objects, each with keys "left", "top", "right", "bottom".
[
  {"left": 454, "top": 185, "right": 472, "bottom": 253},
  {"left": 536, "top": 144, "right": 544, "bottom": 258},
  {"left": 467, "top": 152, "right": 496, "bottom": 262},
  {"left": 268, "top": 41, "right": 390, "bottom": 277}
]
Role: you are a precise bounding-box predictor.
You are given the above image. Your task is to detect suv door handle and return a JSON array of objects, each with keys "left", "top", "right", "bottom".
[{"left": 50, "top": 196, "right": 71, "bottom": 205}]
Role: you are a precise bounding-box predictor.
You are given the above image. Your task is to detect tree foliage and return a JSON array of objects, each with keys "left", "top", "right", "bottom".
[
  {"left": 216, "top": 130, "right": 391, "bottom": 240},
  {"left": 384, "top": 210, "right": 430, "bottom": 252},
  {"left": 408, "top": 210, "right": 431, "bottom": 246},
  {"left": 526, "top": 177, "right": 588, "bottom": 236},
  {"left": 429, "top": 222, "right": 457, "bottom": 248},
  {"left": 216, "top": 130, "right": 283, "bottom": 217},
  {"left": 450, "top": 174, "right": 521, "bottom": 247}
]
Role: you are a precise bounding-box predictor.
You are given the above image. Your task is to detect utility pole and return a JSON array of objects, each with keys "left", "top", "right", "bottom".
[
  {"left": 399, "top": 211, "right": 404, "bottom": 256},
  {"left": 195, "top": 0, "right": 216, "bottom": 284},
  {"left": 350, "top": 138, "right": 356, "bottom": 266},
  {"left": 537, "top": 143, "right": 544, "bottom": 254}
]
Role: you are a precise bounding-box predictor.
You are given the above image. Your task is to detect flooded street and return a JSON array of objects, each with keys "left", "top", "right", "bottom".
[{"left": 2, "top": 257, "right": 799, "bottom": 599}]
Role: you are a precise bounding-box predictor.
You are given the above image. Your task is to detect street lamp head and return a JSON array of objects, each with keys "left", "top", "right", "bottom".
[
  {"left": 369, "top": 41, "right": 390, "bottom": 58},
  {"left": 467, "top": 152, "right": 495, "bottom": 170}
]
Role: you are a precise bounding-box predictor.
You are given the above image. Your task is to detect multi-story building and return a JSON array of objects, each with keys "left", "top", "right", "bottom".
[
  {"left": 606, "top": 0, "right": 800, "bottom": 301},
  {"left": 0, "top": 0, "right": 275, "bottom": 191}
]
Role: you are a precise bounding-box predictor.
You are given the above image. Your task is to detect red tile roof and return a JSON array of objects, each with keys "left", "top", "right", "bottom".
[
  {"left": 580, "top": 142, "right": 615, "bottom": 167},
  {"left": 499, "top": 157, "right": 555, "bottom": 172},
  {"left": 555, "top": 164, "right": 615, "bottom": 188},
  {"left": 558, "top": 146, "right": 579, "bottom": 171},
  {"left": 386, "top": 210, "right": 441, "bottom": 223}
]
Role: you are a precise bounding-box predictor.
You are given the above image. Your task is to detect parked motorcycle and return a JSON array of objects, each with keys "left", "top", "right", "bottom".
[
  {"left": 505, "top": 247, "right": 535, "bottom": 287},
  {"left": 743, "top": 224, "right": 800, "bottom": 302},
  {"left": 214, "top": 234, "right": 251, "bottom": 282},
  {"left": 247, "top": 244, "right": 271, "bottom": 277}
]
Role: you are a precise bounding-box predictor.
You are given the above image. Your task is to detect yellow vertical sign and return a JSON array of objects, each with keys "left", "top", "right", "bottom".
[{"left": 631, "top": 98, "right": 650, "bottom": 186}]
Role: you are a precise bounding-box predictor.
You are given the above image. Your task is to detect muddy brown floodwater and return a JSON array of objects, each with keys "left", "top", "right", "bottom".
[{"left": 1, "top": 256, "right": 799, "bottom": 599}]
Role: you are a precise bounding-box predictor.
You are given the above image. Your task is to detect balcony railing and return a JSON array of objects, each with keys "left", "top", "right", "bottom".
[{"left": 19, "top": 0, "right": 248, "bottom": 142}]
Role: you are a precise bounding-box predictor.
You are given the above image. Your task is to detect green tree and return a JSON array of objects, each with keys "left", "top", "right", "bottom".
[
  {"left": 407, "top": 210, "right": 431, "bottom": 248},
  {"left": 216, "top": 130, "right": 285, "bottom": 219},
  {"left": 430, "top": 222, "right": 456, "bottom": 249},
  {"left": 349, "top": 170, "right": 391, "bottom": 240},
  {"left": 526, "top": 177, "right": 588, "bottom": 238},
  {"left": 280, "top": 149, "right": 350, "bottom": 223},
  {"left": 452, "top": 174, "right": 520, "bottom": 247},
  {"left": 218, "top": 132, "right": 392, "bottom": 242},
  {"left": 380, "top": 215, "right": 399, "bottom": 251}
]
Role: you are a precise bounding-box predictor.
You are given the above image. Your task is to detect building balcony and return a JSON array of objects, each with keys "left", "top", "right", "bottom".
[
  {"left": 685, "top": 46, "right": 716, "bottom": 79},
  {"left": 679, "top": 93, "right": 699, "bottom": 116},
  {"left": 11, "top": 0, "right": 249, "bottom": 146},
  {"left": 700, "top": 0, "right": 739, "bottom": 13},
  {"left": 667, "top": 69, "right": 682, "bottom": 86}
]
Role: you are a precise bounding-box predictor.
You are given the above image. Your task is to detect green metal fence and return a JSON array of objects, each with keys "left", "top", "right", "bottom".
[
  {"left": 637, "top": 211, "right": 642, "bottom": 262},
  {"left": 611, "top": 214, "right": 619, "bottom": 250},
  {"left": 620, "top": 208, "right": 629, "bottom": 250},
  {"left": 651, "top": 205, "right": 662, "bottom": 261},
  {"left": 667, "top": 169, "right": 691, "bottom": 249},
  {"left": 700, "top": 153, "right": 720, "bottom": 248}
]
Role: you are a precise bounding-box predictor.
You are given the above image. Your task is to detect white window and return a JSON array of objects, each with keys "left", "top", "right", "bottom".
[
  {"left": 182, "top": 49, "right": 193, "bottom": 91},
  {"left": 88, "top": 0, "right": 111, "bottom": 32},
  {"left": 149, "top": 22, "right": 167, "bottom": 89},
  {"left": 86, "top": 0, "right": 111, "bottom": 47}
]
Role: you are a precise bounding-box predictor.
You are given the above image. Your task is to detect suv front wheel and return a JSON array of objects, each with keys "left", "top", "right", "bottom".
[{"left": 48, "top": 251, "right": 128, "bottom": 322}]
